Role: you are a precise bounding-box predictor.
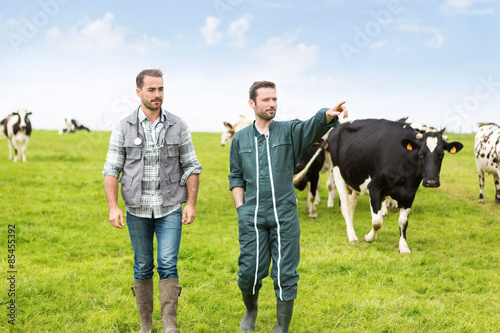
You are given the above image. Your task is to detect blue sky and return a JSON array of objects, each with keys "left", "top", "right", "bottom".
[{"left": 1, "top": 0, "right": 499, "bottom": 133}]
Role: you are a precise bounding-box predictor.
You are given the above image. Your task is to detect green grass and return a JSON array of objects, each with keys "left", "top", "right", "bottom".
[{"left": 0, "top": 131, "right": 499, "bottom": 332}]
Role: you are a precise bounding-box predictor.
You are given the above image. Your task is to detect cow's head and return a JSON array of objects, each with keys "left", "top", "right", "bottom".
[
  {"left": 221, "top": 121, "right": 235, "bottom": 146},
  {"left": 401, "top": 129, "right": 463, "bottom": 188},
  {"left": 14, "top": 109, "right": 32, "bottom": 130}
]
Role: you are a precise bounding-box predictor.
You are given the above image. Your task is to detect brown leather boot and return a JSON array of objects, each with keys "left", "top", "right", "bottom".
[
  {"left": 133, "top": 279, "right": 154, "bottom": 333},
  {"left": 159, "top": 278, "right": 182, "bottom": 333}
]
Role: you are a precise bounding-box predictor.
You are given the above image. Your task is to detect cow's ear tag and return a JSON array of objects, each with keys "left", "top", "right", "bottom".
[
  {"left": 406, "top": 143, "right": 413, "bottom": 151},
  {"left": 450, "top": 146, "right": 457, "bottom": 154}
]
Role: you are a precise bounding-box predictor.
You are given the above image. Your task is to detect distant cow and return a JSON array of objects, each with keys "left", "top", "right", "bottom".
[
  {"left": 474, "top": 122, "right": 500, "bottom": 204},
  {"left": 0, "top": 114, "right": 10, "bottom": 138},
  {"left": 397, "top": 117, "right": 439, "bottom": 133},
  {"left": 329, "top": 119, "right": 463, "bottom": 253},
  {"left": 3, "top": 109, "right": 32, "bottom": 162},
  {"left": 59, "top": 118, "right": 90, "bottom": 134},
  {"left": 221, "top": 115, "right": 252, "bottom": 146}
]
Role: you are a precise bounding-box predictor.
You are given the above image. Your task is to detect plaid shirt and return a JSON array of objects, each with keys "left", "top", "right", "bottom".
[{"left": 103, "top": 108, "right": 202, "bottom": 218}]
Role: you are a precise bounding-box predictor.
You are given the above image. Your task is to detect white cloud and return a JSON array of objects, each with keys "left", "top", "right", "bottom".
[
  {"left": 200, "top": 16, "right": 222, "bottom": 45},
  {"left": 440, "top": 0, "right": 498, "bottom": 14},
  {"left": 228, "top": 15, "right": 251, "bottom": 48},
  {"left": 399, "top": 25, "right": 445, "bottom": 48},
  {"left": 250, "top": 34, "right": 319, "bottom": 81},
  {"left": 45, "top": 13, "right": 168, "bottom": 54}
]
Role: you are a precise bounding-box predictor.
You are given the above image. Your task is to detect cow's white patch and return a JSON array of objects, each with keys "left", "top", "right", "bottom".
[{"left": 426, "top": 137, "right": 438, "bottom": 153}]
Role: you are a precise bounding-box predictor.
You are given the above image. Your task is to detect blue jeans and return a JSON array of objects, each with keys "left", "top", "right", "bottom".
[{"left": 126, "top": 209, "right": 182, "bottom": 280}]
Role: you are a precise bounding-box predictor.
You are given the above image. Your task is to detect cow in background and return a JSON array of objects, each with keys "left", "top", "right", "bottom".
[
  {"left": 397, "top": 117, "right": 440, "bottom": 133},
  {"left": 474, "top": 122, "right": 500, "bottom": 204},
  {"left": 0, "top": 114, "right": 11, "bottom": 138},
  {"left": 59, "top": 118, "right": 90, "bottom": 134},
  {"left": 294, "top": 139, "right": 326, "bottom": 219},
  {"left": 221, "top": 115, "right": 252, "bottom": 146},
  {"left": 329, "top": 119, "right": 463, "bottom": 253},
  {"left": 293, "top": 130, "right": 337, "bottom": 218},
  {"left": 3, "top": 109, "right": 32, "bottom": 162}
]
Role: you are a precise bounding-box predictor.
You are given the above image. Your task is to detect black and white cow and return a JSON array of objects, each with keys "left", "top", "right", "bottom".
[
  {"left": 328, "top": 119, "right": 463, "bottom": 253},
  {"left": 0, "top": 114, "right": 10, "bottom": 138},
  {"left": 294, "top": 139, "right": 327, "bottom": 219},
  {"left": 474, "top": 122, "right": 500, "bottom": 204},
  {"left": 3, "top": 109, "right": 32, "bottom": 162},
  {"left": 59, "top": 118, "right": 90, "bottom": 134}
]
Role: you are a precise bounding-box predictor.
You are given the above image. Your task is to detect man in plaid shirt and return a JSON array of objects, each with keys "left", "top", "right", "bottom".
[{"left": 103, "top": 69, "right": 202, "bottom": 333}]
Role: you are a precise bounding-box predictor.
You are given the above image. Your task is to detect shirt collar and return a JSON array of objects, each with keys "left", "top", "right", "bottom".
[{"left": 138, "top": 107, "right": 167, "bottom": 125}]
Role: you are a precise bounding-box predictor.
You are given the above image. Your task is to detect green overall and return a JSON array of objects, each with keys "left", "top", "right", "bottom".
[{"left": 228, "top": 109, "right": 339, "bottom": 301}]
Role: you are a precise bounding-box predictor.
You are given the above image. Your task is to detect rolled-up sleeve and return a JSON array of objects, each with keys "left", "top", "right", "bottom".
[
  {"left": 179, "top": 120, "right": 202, "bottom": 186},
  {"left": 102, "top": 125, "right": 126, "bottom": 179},
  {"left": 228, "top": 134, "right": 245, "bottom": 191}
]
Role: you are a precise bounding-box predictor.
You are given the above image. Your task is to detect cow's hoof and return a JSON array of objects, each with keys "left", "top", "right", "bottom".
[
  {"left": 478, "top": 199, "right": 484, "bottom": 204},
  {"left": 349, "top": 239, "right": 359, "bottom": 245},
  {"left": 399, "top": 248, "right": 411, "bottom": 254}
]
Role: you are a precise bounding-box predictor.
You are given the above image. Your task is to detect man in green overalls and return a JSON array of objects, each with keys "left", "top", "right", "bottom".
[{"left": 228, "top": 81, "right": 348, "bottom": 332}]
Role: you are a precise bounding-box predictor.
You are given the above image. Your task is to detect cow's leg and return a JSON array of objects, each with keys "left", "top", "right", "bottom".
[
  {"left": 21, "top": 137, "right": 29, "bottom": 162},
  {"left": 305, "top": 182, "right": 312, "bottom": 214},
  {"left": 308, "top": 174, "right": 320, "bottom": 219},
  {"left": 326, "top": 168, "right": 336, "bottom": 208},
  {"left": 348, "top": 191, "right": 360, "bottom": 221},
  {"left": 333, "top": 167, "right": 358, "bottom": 243},
  {"left": 364, "top": 192, "right": 384, "bottom": 243},
  {"left": 398, "top": 208, "right": 412, "bottom": 254},
  {"left": 495, "top": 172, "right": 500, "bottom": 204},
  {"left": 381, "top": 199, "right": 388, "bottom": 218},
  {"left": 478, "top": 170, "right": 485, "bottom": 203},
  {"left": 7, "top": 138, "right": 13, "bottom": 160},
  {"left": 314, "top": 178, "right": 321, "bottom": 205},
  {"left": 12, "top": 137, "right": 20, "bottom": 162}
]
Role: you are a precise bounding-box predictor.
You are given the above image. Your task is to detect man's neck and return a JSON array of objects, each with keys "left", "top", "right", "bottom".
[
  {"left": 141, "top": 105, "right": 161, "bottom": 123},
  {"left": 254, "top": 118, "right": 272, "bottom": 135}
]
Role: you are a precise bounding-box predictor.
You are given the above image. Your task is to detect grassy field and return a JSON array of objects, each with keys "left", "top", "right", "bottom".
[{"left": 0, "top": 130, "right": 499, "bottom": 332}]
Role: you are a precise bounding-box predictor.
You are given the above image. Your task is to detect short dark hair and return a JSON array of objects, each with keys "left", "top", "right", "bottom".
[
  {"left": 249, "top": 81, "right": 276, "bottom": 102},
  {"left": 136, "top": 69, "right": 163, "bottom": 89}
]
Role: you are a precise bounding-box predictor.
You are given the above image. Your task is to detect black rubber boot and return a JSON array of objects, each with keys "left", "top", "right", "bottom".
[
  {"left": 273, "top": 299, "right": 294, "bottom": 333},
  {"left": 239, "top": 292, "right": 259, "bottom": 332}
]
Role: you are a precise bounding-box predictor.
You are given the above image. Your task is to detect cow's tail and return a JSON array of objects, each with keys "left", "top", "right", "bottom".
[{"left": 293, "top": 141, "right": 326, "bottom": 186}]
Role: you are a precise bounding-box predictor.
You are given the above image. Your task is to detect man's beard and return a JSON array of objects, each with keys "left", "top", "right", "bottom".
[{"left": 144, "top": 98, "right": 162, "bottom": 111}]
